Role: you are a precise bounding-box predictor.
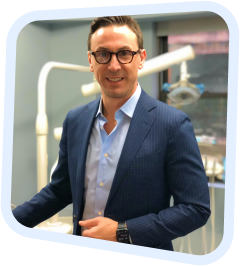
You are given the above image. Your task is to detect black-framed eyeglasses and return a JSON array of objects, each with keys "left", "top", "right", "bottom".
[{"left": 90, "top": 50, "right": 140, "bottom": 64}]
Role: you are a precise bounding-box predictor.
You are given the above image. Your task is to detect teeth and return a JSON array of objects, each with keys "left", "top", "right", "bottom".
[{"left": 108, "top": 78, "right": 122, "bottom": 82}]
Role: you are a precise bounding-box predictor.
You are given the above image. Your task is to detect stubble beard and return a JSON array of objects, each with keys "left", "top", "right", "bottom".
[
  {"left": 102, "top": 88, "right": 129, "bottom": 99},
  {"left": 100, "top": 80, "right": 136, "bottom": 100}
]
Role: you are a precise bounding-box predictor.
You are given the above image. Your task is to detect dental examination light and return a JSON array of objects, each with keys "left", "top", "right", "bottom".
[
  {"left": 35, "top": 45, "right": 195, "bottom": 233},
  {"left": 162, "top": 61, "right": 205, "bottom": 106}
]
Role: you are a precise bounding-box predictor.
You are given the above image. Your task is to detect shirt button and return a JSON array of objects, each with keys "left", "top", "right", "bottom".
[
  {"left": 104, "top": 153, "right": 108, "bottom": 157},
  {"left": 101, "top": 114, "right": 104, "bottom": 117},
  {"left": 98, "top": 211, "right": 102, "bottom": 215},
  {"left": 100, "top": 127, "right": 103, "bottom": 130},
  {"left": 100, "top": 182, "right": 104, "bottom": 186}
]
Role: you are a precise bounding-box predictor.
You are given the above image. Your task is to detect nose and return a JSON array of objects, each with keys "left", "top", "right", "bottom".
[{"left": 108, "top": 54, "right": 121, "bottom": 72}]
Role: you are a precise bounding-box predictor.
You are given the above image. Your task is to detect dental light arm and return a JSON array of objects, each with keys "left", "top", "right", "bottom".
[
  {"left": 36, "top": 62, "right": 90, "bottom": 193},
  {"left": 138, "top": 45, "right": 194, "bottom": 78},
  {"left": 38, "top": 62, "right": 90, "bottom": 114}
]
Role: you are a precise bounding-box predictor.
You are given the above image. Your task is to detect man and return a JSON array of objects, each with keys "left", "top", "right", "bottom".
[{"left": 13, "top": 16, "right": 210, "bottom": 251}]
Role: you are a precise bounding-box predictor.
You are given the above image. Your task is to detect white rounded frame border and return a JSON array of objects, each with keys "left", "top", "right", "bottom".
[{"left": 1, "top": 1, "right": 238, "bottom": 265}]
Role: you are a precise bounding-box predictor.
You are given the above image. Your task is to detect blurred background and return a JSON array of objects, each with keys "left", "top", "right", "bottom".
[{"left": 11, "top": 11, "right": 228, "bottom": 255}]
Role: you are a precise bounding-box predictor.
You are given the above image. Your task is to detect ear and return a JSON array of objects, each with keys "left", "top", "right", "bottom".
[
  {"left": 138, "top": 49, "right": 147, "bottom": 70},
  {"left": 88, "top": 51, "right": 94, "bottom": 73}
]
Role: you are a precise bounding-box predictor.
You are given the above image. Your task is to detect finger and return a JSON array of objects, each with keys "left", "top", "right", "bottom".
[
  {"left": 82, "top": 227, "right": 97, "bottom": 238},
  {"left": 79, "top": 218, "right": 99, "bottom": 227}
]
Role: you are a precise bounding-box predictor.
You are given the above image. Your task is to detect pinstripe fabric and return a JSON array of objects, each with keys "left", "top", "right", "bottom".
[
  {"left": 13, "top": 88, "right": 210, "bottom": 251},
  {"left": 82, "top": 84, "right": 141, "bottom": 228}
]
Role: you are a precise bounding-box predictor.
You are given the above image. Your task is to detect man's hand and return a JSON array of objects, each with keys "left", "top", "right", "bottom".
[{"left": 79, "top": 217, "right": 118, "bottom": 242}]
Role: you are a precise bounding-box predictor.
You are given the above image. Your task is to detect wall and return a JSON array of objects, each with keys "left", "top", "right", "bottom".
[
  {"left": 12, "top": 23, "right": 51, "bottom": 206},
  {"left": 138, "top": 21, "right": 159, "bottom": 98},
  {"left": 47, "top": 22, "right": 96, "bottom": 215}
]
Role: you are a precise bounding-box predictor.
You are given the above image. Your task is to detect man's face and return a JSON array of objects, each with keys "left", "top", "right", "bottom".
[{"left": 88, "top": 25, "right": 146, "bottom": 100}]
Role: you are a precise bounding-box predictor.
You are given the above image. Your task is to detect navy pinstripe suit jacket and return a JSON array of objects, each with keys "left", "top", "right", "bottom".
[{"left": 13, "top": 89, "right": 210, "bottom": 251}]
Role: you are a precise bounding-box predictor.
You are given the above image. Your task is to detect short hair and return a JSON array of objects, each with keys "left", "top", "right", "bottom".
[{"left": 87, "top": 16, "right": 143, "bottom": 51}]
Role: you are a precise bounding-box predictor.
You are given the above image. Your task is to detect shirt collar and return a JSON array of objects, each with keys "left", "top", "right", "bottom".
[
  {"left": 95, "top": 83, "right": 141, "bottom": 118},
  {"left": 96, "top": 96, "right": 103, "bottom": 117}
]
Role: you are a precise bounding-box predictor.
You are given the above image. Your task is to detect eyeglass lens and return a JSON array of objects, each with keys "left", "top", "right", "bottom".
[{"left": 95, "top": 51, "right": 134, "bottom": 64}]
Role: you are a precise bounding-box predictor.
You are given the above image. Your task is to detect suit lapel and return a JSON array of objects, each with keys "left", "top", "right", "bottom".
[
  {"left": 106, "top": 90, "right": 157, "bottom": 206},
  {"left": 76, "top": 99, "right": 100, "bottom": 204}
]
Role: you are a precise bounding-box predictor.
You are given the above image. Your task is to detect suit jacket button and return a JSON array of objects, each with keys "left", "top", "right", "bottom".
[{"left": 73, "top": 215, "right": 77, "bottom": 220}]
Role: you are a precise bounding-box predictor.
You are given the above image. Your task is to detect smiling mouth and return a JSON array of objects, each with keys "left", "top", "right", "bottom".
[{"left": 107, "top": 78, "right": 124, "bottom": 82}]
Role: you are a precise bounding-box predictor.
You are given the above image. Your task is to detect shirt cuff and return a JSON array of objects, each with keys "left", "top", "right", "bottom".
[
  {"left": 125, "top": 222, "right": 132, "bottom": 244},
  {"left": 129, "top": 234, "right": 133, "bottom": 244}
]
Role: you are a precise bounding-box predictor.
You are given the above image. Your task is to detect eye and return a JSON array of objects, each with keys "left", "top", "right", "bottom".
[
  {"left": 119, "top": 50, "right": 131, "bottom": 57},
  {"left": 98, "top": 51, "right": 109, "bottom": 57}
]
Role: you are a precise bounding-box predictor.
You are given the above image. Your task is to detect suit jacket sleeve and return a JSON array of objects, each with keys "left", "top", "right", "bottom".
[
  {"left": 12, "top": 112, "right": 73, "bottom": 228},
  {"left": 126, "top": 112, "right": 211, "bottom": 247}
]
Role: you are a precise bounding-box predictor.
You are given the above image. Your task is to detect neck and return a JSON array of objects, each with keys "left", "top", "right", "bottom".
[
  {"left": 101, "top": 97, "right": 126, "bottom": 122},
  {"left": 101, "top": 86, "right": 137, "bottom": 122}
]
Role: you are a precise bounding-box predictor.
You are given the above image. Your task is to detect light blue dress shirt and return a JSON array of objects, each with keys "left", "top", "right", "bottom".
[{"left": 82, "top": 84, "right": 141, "bottom": 232}]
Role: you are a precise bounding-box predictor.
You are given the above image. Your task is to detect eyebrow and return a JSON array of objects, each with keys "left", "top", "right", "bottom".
[{"left": 95, "top": 46, "right": 133, "bottom": 51}]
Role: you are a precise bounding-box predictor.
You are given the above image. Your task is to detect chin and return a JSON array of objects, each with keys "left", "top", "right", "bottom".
[
  {"left": 104, "top": 91, "right": 128, "bottom": 99},
  {"left": 102, "top": 87, "right": 129, "bottom": 99},
  {"left": 100, "top": 80, "right": 137, "bottom": 99}
]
